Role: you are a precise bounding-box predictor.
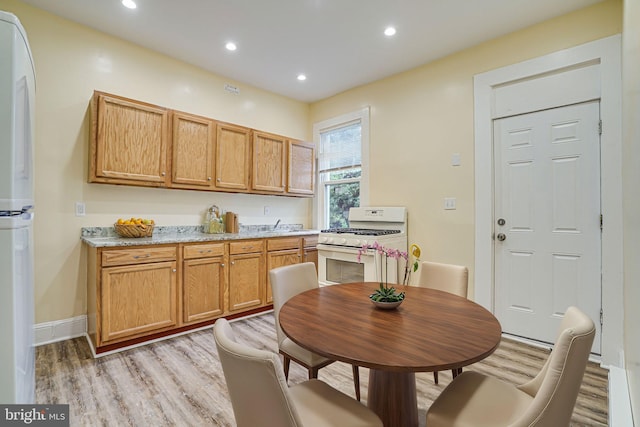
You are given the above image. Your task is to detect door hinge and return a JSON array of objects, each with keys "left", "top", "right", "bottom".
[
  {"left": 598, "top": 120, "right": 603, "bottom": 135},
  {"left": 600, "top": 214, "right": 603, "bottom": 230},
  {"left": 600, "top": 309, "right": 603, "bottom": 326}
]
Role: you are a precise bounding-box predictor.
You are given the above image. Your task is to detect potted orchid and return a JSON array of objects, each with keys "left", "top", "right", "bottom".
[{"left": 357, "top": 242, "right": 409, "bottom": 305}]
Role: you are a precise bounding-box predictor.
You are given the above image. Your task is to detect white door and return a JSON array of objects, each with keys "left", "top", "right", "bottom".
[{"left": 494, "top": 101, "right": 601, "bottom": 354}]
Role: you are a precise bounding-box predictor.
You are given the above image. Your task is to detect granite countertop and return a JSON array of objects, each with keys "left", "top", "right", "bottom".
[{"left": 81, "top": 224, "right": 320, "bottom": 248}]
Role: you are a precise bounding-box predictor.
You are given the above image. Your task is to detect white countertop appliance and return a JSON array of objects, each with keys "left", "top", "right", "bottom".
[
  {"left": 317, "top": 207, "right": 407, "bottom": 286},
  {"left": 0, "top": 10, "right": 36, "bottom": 404}
]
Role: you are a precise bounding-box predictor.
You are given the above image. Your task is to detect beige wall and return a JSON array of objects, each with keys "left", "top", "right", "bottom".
[
  {"left": 0, "top": 0, "right": 312, "bottom": 324},
  {"left": 622, "top": 0, "right": 640, "bottom": 419},
  {"left": 309, "top": 0, "right": 622, "bottom": 297}
]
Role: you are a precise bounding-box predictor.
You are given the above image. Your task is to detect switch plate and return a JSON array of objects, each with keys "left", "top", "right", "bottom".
[
  {"left": 444, "top": 198, "right": 456, "bottom": 210},
  {"left": 263, "top": 206, "right": 271, "bottom": 215},
  {"left": 75, "top": 202, "right": 86, "bottom": 217}
]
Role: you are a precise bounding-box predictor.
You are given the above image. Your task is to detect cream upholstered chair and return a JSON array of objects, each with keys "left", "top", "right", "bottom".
[
  {"left": 425, "top": 306, "right": 596, "bottom": 427},
  {"left": 270, "top": 262, "right": 361, "bottom": 401},
  {"left": 416, "top": 261, "right": 469, "bottom": 384},
  {"left": 213, "top": 318, "right": 382, "bottom": 427}
]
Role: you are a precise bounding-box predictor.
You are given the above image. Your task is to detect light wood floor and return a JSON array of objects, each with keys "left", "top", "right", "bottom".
[{"left": 36, "top": 313, "right": 608, "bottom": 426}]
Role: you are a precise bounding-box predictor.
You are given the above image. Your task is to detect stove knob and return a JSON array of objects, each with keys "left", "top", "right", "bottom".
[
  {"left": 319, "top": 236, "right": 328, "bottom": 243},
  {"left": 361, "top": 239, "right": 368, "bottom": 246},
  {"left": 339, "top": 238, "right": 347, "bottom": 245},
  {"left": 353, "top": 239, "right": 361, "bottom": 247}
]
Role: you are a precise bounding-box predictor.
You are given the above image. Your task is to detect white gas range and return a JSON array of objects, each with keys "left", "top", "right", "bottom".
[{"left": 317, "top": 207, "right": 408, "bottom": 286}]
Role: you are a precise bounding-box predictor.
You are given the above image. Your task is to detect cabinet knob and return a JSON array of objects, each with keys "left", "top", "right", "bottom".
[
  {"left": 217, "top": 178, "right": 221, "bottom": 182},
  {"left": 231, "top": 261, "right": 235, "bottom": 265},
  {"left": 207, "top": 177, "right": 212, "bottom": 181},
  {"left": 172, "top": 268, "right": 177, "bottom": 272},
  {"left": 221, "top": 263, "right": 225, "bottom": 267},
  {"left": 161, "top": 172, "right": 166, "bottom": 176}
]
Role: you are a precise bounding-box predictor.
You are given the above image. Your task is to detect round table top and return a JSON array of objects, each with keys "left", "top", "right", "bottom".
[{"left": 279, "top": 282, "right": 502, "bottom": 372}]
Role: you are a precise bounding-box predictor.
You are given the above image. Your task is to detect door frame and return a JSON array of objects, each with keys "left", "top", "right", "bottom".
[{"left": 473, "top": 35, "right": 622, "bottom": 367}]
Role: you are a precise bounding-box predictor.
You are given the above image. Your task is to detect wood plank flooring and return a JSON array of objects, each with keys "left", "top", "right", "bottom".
[{"left": 36, "top": 313, "right": 608, "bottom": 426}]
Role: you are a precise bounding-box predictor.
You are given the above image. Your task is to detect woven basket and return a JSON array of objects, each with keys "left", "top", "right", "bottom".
[{"left": 114, "top": 223, "right": 154, "bottom": 238}]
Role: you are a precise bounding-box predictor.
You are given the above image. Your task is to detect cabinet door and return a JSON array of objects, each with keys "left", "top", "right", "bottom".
[
  {"left": 228, "top": 252, "right": 265, "bottom": 311},
  {"left": 215, "top": 122, "right": 251, "bottom": 191},
  {"left": 91, "top": 92, "right": 170, "bottom": 186},
  {"left": 252, "top": 131, "right": 286, "bottom": 193},
  {"left": 303, "top": 248, "right": 318, "bottom": 272},
  {"left": 287, "top": 140, "right": 315, "bottom": 195},
  {"left": 266, "top": 249, "right": 301, "bottom": 304},
  {"left": 171, "top": 111, "right": 215, "bottom": 189},
  {"left": 183, "top": 256, "right": 225, "bottom": 323},
  {"left": 101, "top": 261, "right": 177, "bottom": 343}
]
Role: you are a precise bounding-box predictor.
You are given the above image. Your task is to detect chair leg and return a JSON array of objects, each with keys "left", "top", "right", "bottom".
[
  {"left": 433, "top": 371, "right": 439, "bottom": 384},
  {"left": 283, "top": 356, "right": 291, "bottom": 382},
  {"left": 352, "top": 365, "right": 361, "bottom": 401},
  {"left": 452, "top": 367, "right": 462, "bottom": 378},
  {"left": 309, "top": 367, "right": 319, "bottom": 379}
]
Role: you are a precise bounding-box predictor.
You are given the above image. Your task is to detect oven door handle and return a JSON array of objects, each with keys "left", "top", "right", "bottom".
[{"left": 317, "top": 244, "right": 374, "bottom": 255}]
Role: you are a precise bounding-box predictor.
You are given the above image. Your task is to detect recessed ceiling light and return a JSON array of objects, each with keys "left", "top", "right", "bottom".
[
  {"left": 297, "top": 74, "right": 307, "bottom": 81},
  {"left": 384, "top": 26, "right": 396, "bottom": 37},
  {"left": 225, "top": 42, "right": 237, "bottom": 51},
  {"left": 121, "top": 0, "right": 137, "bottom": 9}
]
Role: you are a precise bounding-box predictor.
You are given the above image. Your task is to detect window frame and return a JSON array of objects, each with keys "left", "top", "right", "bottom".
[{"left": 312, "top": 107, "right": 370, "bottom": 229}]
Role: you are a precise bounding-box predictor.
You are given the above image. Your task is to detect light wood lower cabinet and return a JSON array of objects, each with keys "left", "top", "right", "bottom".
[
  {"left": 86, "top": 235, "right": 316, "bottom": 353},
  {"left": 302, "top": 235, "right": 318, "bottom": 271},
  {"left": 182, "top": 243, "right": 226, "bottom": 324},
  {"left": 228, "top": 240, "right": 266, "bottom": 312},
  {"left": 266, "top": 237, "right": 302, "bottom": 304},
  {"left": 94, "top": 246, "right": 178, "bottom": 346}
]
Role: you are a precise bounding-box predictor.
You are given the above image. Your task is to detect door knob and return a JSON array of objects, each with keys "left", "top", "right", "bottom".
[
  {"left": 497, "top": 218, "right": 506, "bottom": 226},
  {"left": 496, "top": 233, "right": 506, "bottom": 241}
]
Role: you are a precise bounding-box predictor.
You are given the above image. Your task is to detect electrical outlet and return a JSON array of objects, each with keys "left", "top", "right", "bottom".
[
  {"left": 263, "top": 206, "right": 271, "bottom": 215},
  {"left": 75, "top": 202, "right": 86, "bottom": 217},
  {"left": 444, "top": 198, "right": 456, "bottom": 210}
]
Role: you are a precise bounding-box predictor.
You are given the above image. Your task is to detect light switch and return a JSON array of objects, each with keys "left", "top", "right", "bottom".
[
  {"left": 444, "top": 198, "right": 456, "bottom": 210},
  {"left": 452, "top": 153, "right": 461, "bottom": 166},
  {"left": 75, "top": 202, "right": 86, "bottom": 216},
  {"left": 264, "top": 206, "right": 271, "bottom": 215}
]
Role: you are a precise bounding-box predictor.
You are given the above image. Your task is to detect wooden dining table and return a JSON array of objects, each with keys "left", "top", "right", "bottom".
[{"left": 279, "top": 282, "right": 502, "bottom": 427}]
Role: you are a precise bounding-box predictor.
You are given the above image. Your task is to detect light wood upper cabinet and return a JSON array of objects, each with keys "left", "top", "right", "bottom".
[
  {"left": 287, "top": 140, "right": 315, "bottom": 195},
  {"left": 90, "top": 91, "right": 170, "bottom": 186},
  {"left": 215, "top": 122, "right": 251, "bottom": 192},
  {"left": 171, "top": 111, "right": 215, "bottom": 190},
  {"left": 252, "top": 131, "right": 286, "bottom": 193},
  {"left": 89, "top": 91, "right": 314, "bottom": 198}
]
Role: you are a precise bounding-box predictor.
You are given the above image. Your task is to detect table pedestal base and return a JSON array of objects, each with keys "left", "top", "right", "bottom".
[{"left": 367, "top": 369, "right": 418, "bottom": 427}]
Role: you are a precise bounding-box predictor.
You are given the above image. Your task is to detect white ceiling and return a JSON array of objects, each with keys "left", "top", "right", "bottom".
[{"left": 20, "top": 0, "right": 602, "bottom": 102}]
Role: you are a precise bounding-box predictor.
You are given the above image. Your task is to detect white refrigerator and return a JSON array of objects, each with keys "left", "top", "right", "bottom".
[{"left": 0, "top": 10, "right": 36, "bottom": 404}]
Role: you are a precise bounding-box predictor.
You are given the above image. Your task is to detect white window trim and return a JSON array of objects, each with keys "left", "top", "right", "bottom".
[{"left": 312, "top": 107, "right": 370, "bottom": 229}]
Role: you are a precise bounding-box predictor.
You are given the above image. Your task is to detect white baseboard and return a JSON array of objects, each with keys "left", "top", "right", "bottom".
[
  {"left": 34, "top": 315, "right": 87, "bottom": 346},
  {"left": 609, "top": 366, "right": 634, "bottom": 427}
]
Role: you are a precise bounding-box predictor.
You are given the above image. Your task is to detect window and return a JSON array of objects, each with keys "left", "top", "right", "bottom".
[{"left": 313, "top": 108, "right": 369, "bottom": 229}]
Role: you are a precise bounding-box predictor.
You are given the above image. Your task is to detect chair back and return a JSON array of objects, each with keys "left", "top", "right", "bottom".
[
  {"left": 417, "top": 261, "right": 468, "bottom": 298},
  {"left": 269, "top": 262, "right": 319, "bottom": 346},
  {"left": 515, "top": 306, "right": 596, "bottom": 426},
  {"left": 213, "top": 318, "right": 302, "bottom": 427}
]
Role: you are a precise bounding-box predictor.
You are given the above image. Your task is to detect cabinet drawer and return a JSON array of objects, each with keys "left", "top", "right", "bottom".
[
  {"left": 101, "top": 246, "right": 177, "bottom": 267},
  {"left": 183, "top": 243, "right": 225, "bottom": 259},
  {"left": 303, "top": 235, "right": 318, "bottom": 248},
  {"left": 267, "top": 237, "right": 301, "bottom": 251},
  {"left": 229, "top": 240, "right": 265, "bottom": 254}
]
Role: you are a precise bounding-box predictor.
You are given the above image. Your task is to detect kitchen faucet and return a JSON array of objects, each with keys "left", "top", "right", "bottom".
[{"left": 273, "top": 219, "right": 281, "bottom": 230}]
